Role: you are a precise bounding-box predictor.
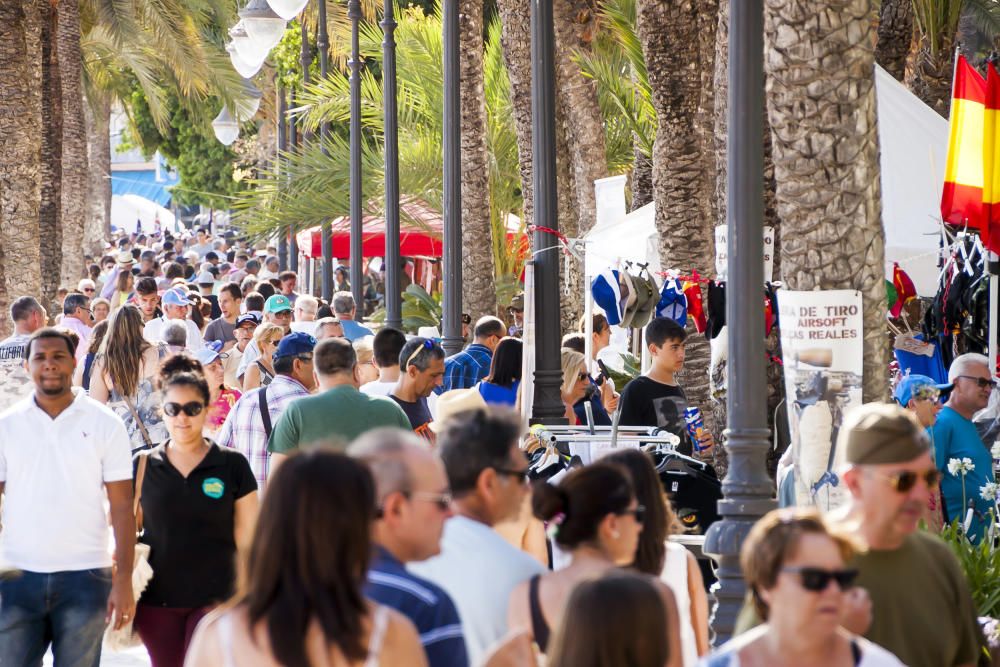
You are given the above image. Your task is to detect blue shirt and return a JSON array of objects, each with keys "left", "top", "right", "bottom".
[
  {"left": 932, "top": 406, "right": 995, "bottom": 542},
  {"left": 478, "top": 380, "right": 519, "bottom": 406},
  {"left": 438, "top": 344, "right": 493, "bottom": 393},
  {"left": 341, "top": 319, "right": 374, "bottom": 342},
  {"left": 365, "top": 547, "right": 468, "bottom": 667}
]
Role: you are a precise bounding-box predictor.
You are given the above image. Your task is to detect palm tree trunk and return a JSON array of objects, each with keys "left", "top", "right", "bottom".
[
  {"left": 459, "top": 0, "right": 498, "bottom": 317},
  {"left": 905, "top": 34, "right": 954, "bottom": 117},
  {"left": 39, "top": 0, "right": 63, "bottom": 307},
  {"left": 556, "top": 100, "right": 583, "bottom": 335},
  {"left": 58, "top": 0, "right": 87, "bottom": 284},
  {"left": 765, "top": 0, "right": 889, "bottom": 402},
  {"left": 553, "top": 0, "right": 607, "bottom": 235},
  {"left": 496, "top": 0, "right": 533, "bottom": 225},
  {"left": 875, "top": 0, "right": 914, "bottom": 82},
  {"left": 638, "top": 0, "right": 717, "bottom": 425},
  {"left": 84, "top": 94, "right": 112, "bottom": 255},
  {"left": 0, "top": 0, "right": 44, "bottom": 337},
  {"left": 630, "top": 147, "right": 653, "bottom": 209}
]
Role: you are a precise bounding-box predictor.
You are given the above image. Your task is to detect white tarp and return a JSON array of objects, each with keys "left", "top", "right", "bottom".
[
  {"left": 111, "top": 194, "right": 178, "bottom": 235},
  {"left": 587, "top": 66, "right": 948, "bottom": 297}
]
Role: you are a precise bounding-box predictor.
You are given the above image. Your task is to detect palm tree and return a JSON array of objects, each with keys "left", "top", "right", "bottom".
[
  {"left": 40, "top": 0, "right": 63, "bottom": 306},
  {"left": 764, "top": 0, "right": 889, "bottom": 402},
  {"left": 876, "top": 0, "right": 914, "bottom": 81},
  {"left": 0, "top": 0, "right": 44, "bottom": 337},
  {"left": 58, "top": 0, "right": 88, "bottom": 285},
  {"left": 496, "top": 0, "right": 533, "bottom": 223}
]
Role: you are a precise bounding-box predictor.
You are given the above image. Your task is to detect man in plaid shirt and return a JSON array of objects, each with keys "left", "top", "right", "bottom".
[
  {"left": 436, "top": 316, "right": 505, "bottom": 394},
  {"left": 216, "top": 333, "right": 317, "bottom": 489}
]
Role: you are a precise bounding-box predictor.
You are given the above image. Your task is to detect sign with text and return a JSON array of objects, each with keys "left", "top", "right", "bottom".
[
  {"left": 714, "top": 225, "right": 774, "bottom": 282},
  {"left": 778, "top": 290, "right": 864, "bottom": 511}
]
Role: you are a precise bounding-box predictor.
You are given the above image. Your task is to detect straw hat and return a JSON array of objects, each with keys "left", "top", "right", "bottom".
[{"left": 429, "top": 388, "right": 488, "bottom": 434}]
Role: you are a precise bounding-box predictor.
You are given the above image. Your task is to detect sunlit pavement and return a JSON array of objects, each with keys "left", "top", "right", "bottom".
[{"left": 43, "top": 645, "right": 151, "bottom": 666}]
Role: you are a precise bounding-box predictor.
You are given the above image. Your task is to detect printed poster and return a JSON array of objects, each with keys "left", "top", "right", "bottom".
[
  {"left": 779, "top": 290, "right": 864, "bottom": 511},
  {"left": 715, "top": 225, "right": 775, "bottom": 283}
]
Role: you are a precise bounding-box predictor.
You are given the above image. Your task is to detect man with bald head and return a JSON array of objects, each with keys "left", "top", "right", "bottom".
[{"left": 349, "top": 429, "right": 467, "bottom": 667}]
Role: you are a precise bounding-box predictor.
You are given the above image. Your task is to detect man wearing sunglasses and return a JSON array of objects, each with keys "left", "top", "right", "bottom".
[
  {"left": 350, "top": 429, "right": 468, "bottom": 667},
  {"left": 932, "top": 353, "right": 996, "bottom": 542}
]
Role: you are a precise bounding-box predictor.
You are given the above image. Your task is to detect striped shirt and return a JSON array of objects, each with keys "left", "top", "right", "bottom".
[
  {"left": 365, "top": 547, "right": 468, "bottom": 667},
  {"left": 215, "top": 375, "right": 310, "bottom": 489}
]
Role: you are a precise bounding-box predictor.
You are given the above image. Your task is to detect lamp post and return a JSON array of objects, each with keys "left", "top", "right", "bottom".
[
  {"left": 277, "top": 84, "right": 288, "bottom": 271},
  {"left": 702, "top": 0, "right": 775, "bottom": 644},
  {"left": 529, "top": 0, "right": 565, "bottom": 424},
  {"left": 212, "top": 106, "right": 240, "bottom": 146},
  {"left": 289, "top": 84, "right": 299, "bottom": 272},
  {"left": 441, "top": 0, "right": 462, "bottom": 355},
  {"left": 316, "top": 0, "right": 334, "bottom": 301},
  {"left": 348, "top": 0, "right": 364, "bottom": 312},
  {"left": 382, "top": 0, "right": 402, "bottom": 330}
]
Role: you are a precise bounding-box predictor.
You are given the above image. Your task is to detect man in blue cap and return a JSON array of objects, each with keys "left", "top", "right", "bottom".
[
  {"left": 142, "top": 287, "right": 203, "bottom": 351},
  {"left": 895, "top": 374, "right": 952, "bottom": 531}
]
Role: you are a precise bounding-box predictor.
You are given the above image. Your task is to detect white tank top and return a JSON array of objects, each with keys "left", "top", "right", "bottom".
[{"left": 661, "top": 541, "right": 698, "bottom": 667}]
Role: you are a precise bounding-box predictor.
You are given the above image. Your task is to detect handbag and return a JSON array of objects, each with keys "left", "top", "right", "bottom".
[{"left": 104, "top": 453, "right": 155, "bottom": 651}]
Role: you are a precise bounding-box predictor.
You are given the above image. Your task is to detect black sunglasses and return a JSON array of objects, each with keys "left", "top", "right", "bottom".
[
  {"left": 957, "top": 375, "right": 997, "bottom": 389},
  {"left": 405, "top": 491, "right": 453, "bottom": 512},
  {"left": 618, "top": 504, "right": 646, "bottom": 524},
  {"left": 494, "top": 466, "right": 530, "bottom": 483},
  {"left": 782, "top": 567, "right": 859, "bottom": 592},
  {"left": 872, "top": 468, "right": 941, "bottom": 493},
  {"left": 163, "top": 401, "right": 205, "bottom": 417}
]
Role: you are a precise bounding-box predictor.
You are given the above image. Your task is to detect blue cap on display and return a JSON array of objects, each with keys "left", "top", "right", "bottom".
[
  {"left": 162, "top": 287, "right": 192, "bottom": 307},
  {"left": 656, "top": 279, "right": 688, "bottom": 326},
  {"left": 894, "top": 374, "right": 952, "bottom": 406},
  {"left": 273, "top": 332, "right": 317, "bottom": 360},
  {"left": 591, "top": 269, "right": 623, "bottom": 326}
]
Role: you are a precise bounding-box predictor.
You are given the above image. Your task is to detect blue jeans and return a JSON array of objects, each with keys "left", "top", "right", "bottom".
[{"left": 0, "top": 567, "right": 112, "bottom": 667}]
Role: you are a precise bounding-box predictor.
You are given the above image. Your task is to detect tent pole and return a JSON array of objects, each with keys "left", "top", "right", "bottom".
[{"left": 990, "top": 256, "right": 998, "bottom": 375}]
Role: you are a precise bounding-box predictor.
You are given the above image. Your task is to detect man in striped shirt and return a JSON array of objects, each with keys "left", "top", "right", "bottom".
[{"left": 350, "top": 429, "right": 468, "bottom": 667}]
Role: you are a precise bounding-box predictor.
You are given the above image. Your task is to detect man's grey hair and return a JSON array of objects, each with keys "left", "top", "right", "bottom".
[
  {"left": 348, "top": 428, "right": 429, "bottom": 502},
  {"left": 948, "top": 353, "right": 991, "bottom": 383},
  {"left": 163, "top": 320, "right": 188, "bottom": 347},
  {"left": 399, "top": 337, "right": 445, "bottom": 372},
  {"left": 333, "top": 291, "right": 356, "bottom": 315}
]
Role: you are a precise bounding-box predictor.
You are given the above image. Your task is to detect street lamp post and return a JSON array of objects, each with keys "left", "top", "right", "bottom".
[
  {"left": 702, "top": 0, "right": 775, "bottom": 644},
  {"left": 529, "top": 0, "right": 565, "bottom": 424},
  {"left": 316, "top": 0, "right": 334, "bottom": 301},
  {"left": 277, "top": 84, "right": 288, "bottom": 271},
  {"left": 288, "top": 84, "right": 299, "bottom": 272},
  {"left": 348, "top": 0, "right": 364, "bottom": 311},
  {"left": 382, "top": 0, "right": 402, "bottom": 330},
  {"left": 440, "top": 0, "right": 462, "bottom": 356}
]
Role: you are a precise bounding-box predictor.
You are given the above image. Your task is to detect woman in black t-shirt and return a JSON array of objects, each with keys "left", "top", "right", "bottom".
[{"left": 133, "top": 354, "right": 259, "bottom": 667}]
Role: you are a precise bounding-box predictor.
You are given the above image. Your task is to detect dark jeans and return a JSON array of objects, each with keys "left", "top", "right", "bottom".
[
  {"left": 134, "top": 603, "right": 210, "bottom": 667},
  {"left": 0, "top": 567, "right": 112, "bottom": 667}
]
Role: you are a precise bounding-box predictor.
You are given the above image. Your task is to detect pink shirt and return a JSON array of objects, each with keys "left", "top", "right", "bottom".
[{"left": 60, "top": 316, "right": 93, "bottom": 362}]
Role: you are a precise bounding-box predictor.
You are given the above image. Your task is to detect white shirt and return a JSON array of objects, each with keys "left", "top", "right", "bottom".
[
  {"left": 0, "top": 389, "right": 132, "bottom": 572},
  {"left": 408, "top": 515, "right": 544, "bottom": 664},
  {"left": 289, "top": 321, "right": 318, "bottom": 336},
  {"left": 360, "top": 380, "right": 396, "bottom": 397},
  {"left": 143, "top": 316, "right": 204, "bottom": 351},
  {"left": 236, "top": 339, "right": 261, "bottom": 380}
]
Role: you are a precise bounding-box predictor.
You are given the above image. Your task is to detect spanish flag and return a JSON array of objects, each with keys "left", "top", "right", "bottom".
[
  {"left": 941, "top": 55, "right": 987, "bottom": 231},
  {"left": 983, "top": 62, "right": 1000, "bottom": 252}
]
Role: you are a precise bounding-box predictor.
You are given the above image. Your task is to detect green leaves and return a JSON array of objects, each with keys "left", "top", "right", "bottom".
[{"left": 940, "top": 514, "right": 1000, "bottom": 618}]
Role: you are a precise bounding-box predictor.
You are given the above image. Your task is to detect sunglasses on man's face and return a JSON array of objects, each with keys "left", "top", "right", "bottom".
[
  {"left": 782, "top": 567, "right": 859, "bottom": 592},
  {"left": 957, "top": 375, "right": 998, "bottom": 389},
  {"left": 872, "top": 468, "right": 941, "bottom": 493},
  {"left": 163, "top": 401, "right": 205, "bottom": 417}
]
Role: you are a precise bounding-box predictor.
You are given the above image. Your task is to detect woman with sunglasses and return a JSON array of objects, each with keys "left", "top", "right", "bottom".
[
  {"left": 702, "top": 507, "right": 903, "bottom": 667},
  {"left": 133, "top": 354, "right": 259, "bottom": 667},
  {"left": 242, "top": 322, "right": 282, "bottom": 390},
  {"left": 194, "top": 347, "right": 241, "bottom": 437},
  {"left": 506, "top": 463, "right": 683, "bottom": 665},
  {"left": 560, "top": 348, "right": 592, "bottom": 424}
]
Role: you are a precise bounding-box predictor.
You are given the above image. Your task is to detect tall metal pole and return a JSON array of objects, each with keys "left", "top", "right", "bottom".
[
  {"left": 300, "top": 19, "right": 313, "bottom": 143},
  {"left": 382, "top": 0, "right": 402, "bottom": 330},
  {"left": 348, "top": 0, "right": 364, "bottom": 311},
  {"left": 441, "top": 0, "right": 462, "bottom": 355},
  {"left": 529, "top": 0, "right": 565, "bottom": 423},
  {"left": 317, "top": 0, "right": 334, "bottom": 301},
  {"left": 277, "top": 83, "right": 288, "bottom": 272},
  {"left": 702, "top": 0, "right": 775, "bottom": 643},
  {"left": 288, "top": 85, "right": 299, "bottom": 273}
]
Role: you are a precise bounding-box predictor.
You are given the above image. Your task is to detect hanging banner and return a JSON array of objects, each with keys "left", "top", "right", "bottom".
[
  {"left": 714, "top": 225, "right": 775, "bottom": 283},
  {"left": 779, "top": 290, "right": 864, "bottom": 511}
]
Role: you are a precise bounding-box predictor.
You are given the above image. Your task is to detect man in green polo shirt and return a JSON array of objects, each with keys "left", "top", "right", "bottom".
[{"left": 268, "top": 337, "right": 410, "bottom": 467}]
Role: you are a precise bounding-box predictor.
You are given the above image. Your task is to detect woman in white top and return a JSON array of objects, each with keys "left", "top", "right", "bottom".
[
  {"left": 605, "top": 449, "right": 710, "bottom": 665},
  {"left": 185, "top": 450, "right": 425, "bottom": 667},
  {"left": 699, "top": 507, "right": 904, "bottom": 667}
]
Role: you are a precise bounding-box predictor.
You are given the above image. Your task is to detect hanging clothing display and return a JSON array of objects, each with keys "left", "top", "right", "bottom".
[{"left": 922, "top": 234, "right": 990, "bottom": 369}]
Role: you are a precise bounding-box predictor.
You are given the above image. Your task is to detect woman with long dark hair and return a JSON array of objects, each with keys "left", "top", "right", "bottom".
[
  {"left": 185, "top": 449, "right": 425, "bottom": 667},
  {"left": 133, "top": 354, "right": 259, "bottom": 667},
  {"left": 478, "top": 337, "right": 522, "bottom": 407}
]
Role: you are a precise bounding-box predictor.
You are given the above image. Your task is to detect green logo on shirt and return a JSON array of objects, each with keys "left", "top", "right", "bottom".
[{"left": 202, "top": 477, "right": 225, "bottom": 499}]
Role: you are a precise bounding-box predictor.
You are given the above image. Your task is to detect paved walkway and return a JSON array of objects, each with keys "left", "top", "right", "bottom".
[{"left": 43, "top": 645, "right": 151, "bottom": 666}]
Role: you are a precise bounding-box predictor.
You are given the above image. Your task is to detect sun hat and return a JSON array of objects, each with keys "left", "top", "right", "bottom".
[
  {"left": 428, "top": 388, "right": 489, "bottom": 434},
  {"left": 116, "top": 250, "right": 135, "bottom": 266}
]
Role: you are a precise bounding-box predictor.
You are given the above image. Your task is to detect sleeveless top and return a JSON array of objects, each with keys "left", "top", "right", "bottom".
[
  {"left": 528, "top": 574, "right": 551, "bottom": 653},
  {"left": 661, "top": 541, "right": 697, "bottom": 666},
  {"left": 255, "top": 360, "right": 275, "bottom": 387},
  {"left": 216, "top": 605, "right": 390, "bottom": 667},
  {"left": 108, "top": 363, "right": 168, "bottom": 452}
]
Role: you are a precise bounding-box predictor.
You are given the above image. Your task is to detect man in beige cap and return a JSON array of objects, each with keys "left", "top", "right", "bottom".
[{"left": 737, "top": 402, "right": 982, "bottom": 666}]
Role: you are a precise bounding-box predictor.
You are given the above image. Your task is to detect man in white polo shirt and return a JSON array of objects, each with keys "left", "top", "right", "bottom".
[
  {"left": 0, "top": 328, "right": 135, "bottom": 666},
  {"left": 142, "top": 286, "right": 204, "bottom": 351}
]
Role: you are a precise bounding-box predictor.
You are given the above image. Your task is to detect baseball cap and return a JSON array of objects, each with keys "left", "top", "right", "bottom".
[
  {"left": 264, "top": 294, "right": 293, "bottom": 314},
  {"left": 273, "top": 332, "right": 316, "bottom": 360},
  {"left": 894, "top": 374, "right": 952, "bottom": 406},
  {"left": 841, "top": 403, "right": 930, "bottom": 465},
  {"left": 194, "top": 347, "right": 224, "bottom": 366},
  {"left": 162, "top": 287, "right": 192, "bottom": 307},
  {"left": 236, "top": 312, "right": 261, "bottom": 328},
  {"left": 197, "top": 271, "right": 215, "bottom": 285}
]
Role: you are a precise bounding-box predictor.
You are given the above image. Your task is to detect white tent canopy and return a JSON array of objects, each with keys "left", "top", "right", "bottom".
[
  {"left": 586, "top": 65, "right": 948, "bottom": 297},
  {"left": 111, "top": 194, "right": 178, "bottom": 235}
]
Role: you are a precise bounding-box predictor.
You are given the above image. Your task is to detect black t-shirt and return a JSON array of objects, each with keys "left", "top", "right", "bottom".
[
  {"left": 390, "top": 395, "right": 433, "bottom": 438},
  {"left": 134, "top": 442, "right": 257, "bottom": 608},
  {"left": 618, "top": 376, "right": 693, "bottom": 454}
]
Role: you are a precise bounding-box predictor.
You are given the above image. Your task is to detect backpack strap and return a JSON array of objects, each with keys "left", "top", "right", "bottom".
[{"left": 258, "top": 386, "right": 273, "bottom": 439}]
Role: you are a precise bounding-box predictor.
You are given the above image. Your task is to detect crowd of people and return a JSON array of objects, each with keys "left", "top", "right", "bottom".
[{"left": 0, "top": 226, "right": 990, "bottom": 667}]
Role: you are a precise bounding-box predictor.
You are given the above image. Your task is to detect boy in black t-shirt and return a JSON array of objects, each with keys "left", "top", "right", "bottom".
[{"left": 618, "top": 317, "right": 714, "bottom": 456}]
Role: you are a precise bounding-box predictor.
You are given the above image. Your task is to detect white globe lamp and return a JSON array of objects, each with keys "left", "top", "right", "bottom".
[
  {"left": 212, "top": 106, "right": 240, "bottom": 146},
  {"left": 227, "top": 42, "right": 263, "bottom": 79},
  {"left": 239, "top": 0, "right": 287, "bottom": 55},
  {"left": 266, "top": 0, "right": 309, "bottom": 21}
]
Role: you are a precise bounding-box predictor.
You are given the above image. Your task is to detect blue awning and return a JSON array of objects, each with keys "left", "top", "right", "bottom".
[{"left": 110, "top": 168, "right": 178, "bottom": 207}]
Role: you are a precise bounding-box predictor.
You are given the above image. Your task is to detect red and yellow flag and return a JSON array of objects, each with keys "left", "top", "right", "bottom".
[
  {"left": 983, "top": 62, "right": 1000, "bottom": 252},
  {"left": 941, "top": 55, "right": 987, "bottom": 230}
]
